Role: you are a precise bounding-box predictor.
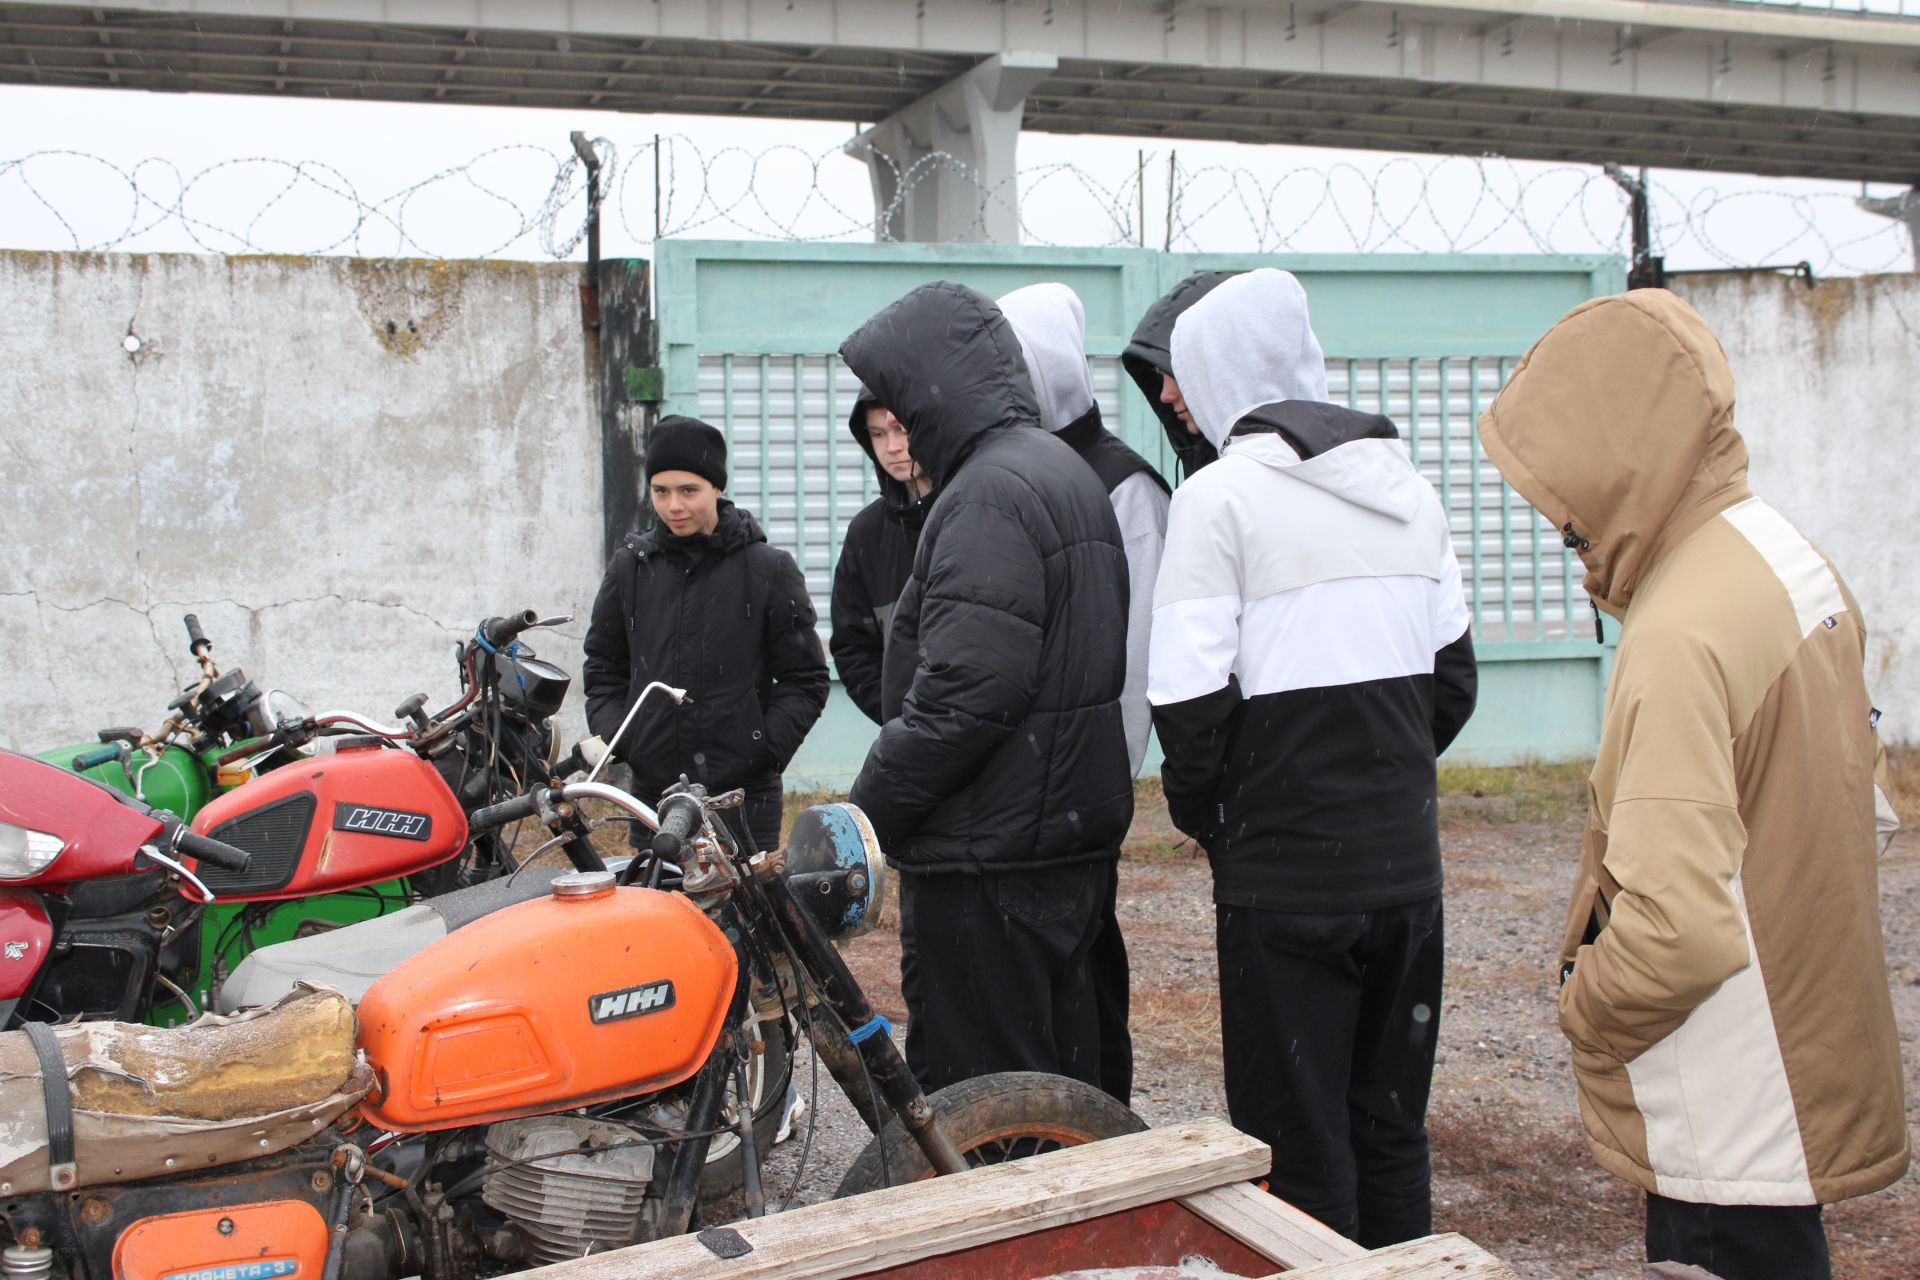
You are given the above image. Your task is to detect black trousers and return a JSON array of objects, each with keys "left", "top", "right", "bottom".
[
  {"left": 1090, "top": 867, "right": 1134, "bottom": 1105},
  {"left": 898, "top": 861, "right": 1111, "bottom": 1094},
  {"left": 1647, "top": 1195, "right": 1830, "bottom": 1280},
  {"left": 1216, "top": 895, "right": 1443, "bottom": 1249}
]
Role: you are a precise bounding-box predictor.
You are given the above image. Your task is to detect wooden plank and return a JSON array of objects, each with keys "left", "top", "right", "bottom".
[
  {"left": 1258, "top": 1233, "right": 1524, "bottom": 1279},
  {"left": 517, "top": 1117, "right": 1270, "bottom": 1280},
  {"left": 1176, "top": 1180, "right": 1367, "bottom": 1270}
]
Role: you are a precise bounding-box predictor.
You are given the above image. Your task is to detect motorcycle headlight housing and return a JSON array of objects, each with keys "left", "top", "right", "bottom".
[
  {"left": 0, "top": 822, "right": 64, "bottom": 880},
  {"left": 783, "top": 802, "right": 887, "bottom": 941}
]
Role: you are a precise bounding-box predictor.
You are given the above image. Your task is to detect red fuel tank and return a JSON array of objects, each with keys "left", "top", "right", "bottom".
[
  {"left": 356, "top": 874, "right": 737, "bottom": 1132},
  {"left": 188, "top": 745, "right": 467, "bottom": 900}
]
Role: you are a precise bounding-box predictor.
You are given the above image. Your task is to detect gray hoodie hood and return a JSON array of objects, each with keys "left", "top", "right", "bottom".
[
  {"left": 1172, "top": 268, "right": 1427, "bottom": 524},
  {"left": 996, "top": 283, "right": 1097, "bottom": 434},
  {"left": 1170, "top": 268, "right": 1329, "bottom": 451}
]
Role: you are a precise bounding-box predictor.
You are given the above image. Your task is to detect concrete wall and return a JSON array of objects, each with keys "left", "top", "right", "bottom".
[
  {"left": 1678, "top": 271, "right": 1920, "bottom": 744},
  {"left": 0, "top": 251, "right": 604, "bottom": 755}
]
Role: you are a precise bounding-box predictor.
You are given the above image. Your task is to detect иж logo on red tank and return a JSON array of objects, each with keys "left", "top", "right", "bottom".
[
  {"left": 331, "top": 803, "right": 432, "bottom": 841},
  {"left": 589, "top": 979, "right": 677, "bottom": 1024}
]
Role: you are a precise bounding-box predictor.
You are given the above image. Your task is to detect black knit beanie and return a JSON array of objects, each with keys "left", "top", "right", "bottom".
[{"left": 645, "top": 416, "right": 728, "bottom": 489}]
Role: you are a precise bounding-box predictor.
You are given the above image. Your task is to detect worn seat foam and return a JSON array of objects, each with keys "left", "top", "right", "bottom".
[{"left": 0, "top": 987, "right": 369, "bottom": 1195}]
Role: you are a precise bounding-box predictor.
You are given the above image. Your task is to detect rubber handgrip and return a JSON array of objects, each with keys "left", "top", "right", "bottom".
[
  {"left": 468, "top": 792, "right": 541, "bottom": 833},
  {"left": 176, "top": 827, "right": 251, "bottom": 872},
  {"left": 183, "top": 613, "right": 210, "bottom": 653},
  {"left": 650, "top": 797, "right": 701, "bottom": 861},
  {"left": 71, "top": 744, "right": 122, "bottom": 771},
  {"left": 480, "top": 610, "right": 539, "bottom": 647}
]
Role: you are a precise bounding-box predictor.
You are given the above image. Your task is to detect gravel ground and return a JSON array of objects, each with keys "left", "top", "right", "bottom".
[{"left": 737, "top": 780, "right": 1920, "bottom": 1278}]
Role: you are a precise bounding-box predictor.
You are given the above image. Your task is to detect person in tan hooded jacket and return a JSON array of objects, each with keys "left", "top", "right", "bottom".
[{"left": 1479, "top": 288, "right": 1906, "bottom": 1279}]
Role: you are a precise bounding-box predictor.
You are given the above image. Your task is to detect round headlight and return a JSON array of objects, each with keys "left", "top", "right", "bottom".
[{"left": 783, "top": 803, "right": 887, "bottom": 940}]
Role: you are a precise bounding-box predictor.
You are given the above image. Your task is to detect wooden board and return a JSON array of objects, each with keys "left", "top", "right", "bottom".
[
  {"left": 1176, "top": 1179, "right": 1367, "bottom": 1270},
  {"left": 517, "top": 1117, "right": 1270, "bottom": 1280},
  {"left": 1258, "top": 1233, "right": 1524, "bottom": 1279}
]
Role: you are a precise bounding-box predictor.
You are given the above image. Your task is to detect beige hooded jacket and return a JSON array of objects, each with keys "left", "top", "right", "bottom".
[{"left": 1479, "top": 289, "right": 1907, "bottom": 1206}]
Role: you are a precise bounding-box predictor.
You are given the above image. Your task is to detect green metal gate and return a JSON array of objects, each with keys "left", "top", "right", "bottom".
[{"left": 653, "top": 242, "right": 1624, "bottom": 785}]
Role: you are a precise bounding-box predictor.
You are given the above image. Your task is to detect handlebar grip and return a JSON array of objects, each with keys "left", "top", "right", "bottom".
[
  {"left": 479, "top": 610, "right": 539, "bottom": 647},
  {"left": 71, "top": 744, "right": 124, "bottom": 772},
  {"left": 468, "top": 792, "right": 541, "bottom": 834},
  {"left": 215, "top": 740, "right": 262, "bottom": 767},
  {"left": 175, "top": 827, "right": 251, "bottom": 873},
  {"left": 650, "top": 795, "right": 702, "bottom": 861},
  {"left": 183, "top": 613, "right": 211, "bottom": 654}
]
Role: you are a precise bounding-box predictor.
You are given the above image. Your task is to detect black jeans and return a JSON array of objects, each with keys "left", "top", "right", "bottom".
[
  {"left": 1216, "top": 895, "right": 1443, "bottom": 1249},
  {"left": 1090, "top": 867, "right": 1133, "bottom": 1105},
  {"left": 1647, "top": 1195, "right": 1830, "bottom": 1280},
  {"left": 898, "top": 861, "right": 1111, "bottom": 1094}
]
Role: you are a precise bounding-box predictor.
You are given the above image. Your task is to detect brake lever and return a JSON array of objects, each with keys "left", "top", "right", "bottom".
[{"left": 531, "top": 613, "right": 574, "bottom": 630}]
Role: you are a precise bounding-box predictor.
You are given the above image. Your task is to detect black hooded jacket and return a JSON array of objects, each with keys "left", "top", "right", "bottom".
[
  {"left": 582, "top": 500, "right": 830, "bottom": 799},
  {"left": 830, "top": 387, "right": 933, "bottom": 725},
  {"left": 840, "top": 282, "right": 1134, "bottom": 874},
  {"left": 1120, "top": 271, "right": 1235, "bottom": 478}
]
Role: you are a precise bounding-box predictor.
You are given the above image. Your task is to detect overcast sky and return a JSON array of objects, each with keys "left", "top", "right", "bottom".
[{"left": 2, "top": 83, "right": 1910, "bottom": 272}]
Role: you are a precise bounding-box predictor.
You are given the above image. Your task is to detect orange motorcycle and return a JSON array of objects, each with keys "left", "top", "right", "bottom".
[{"left": 0, "top": 759, "right": 1142, "bottom": 1278}]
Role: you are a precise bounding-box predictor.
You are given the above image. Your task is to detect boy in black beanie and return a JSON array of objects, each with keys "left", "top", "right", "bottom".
[{"left": 582, "top": 415, "right": 829, "bottom": 851}]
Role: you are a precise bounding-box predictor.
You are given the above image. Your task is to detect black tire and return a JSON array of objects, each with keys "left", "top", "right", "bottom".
[{"left": 833, "top": 1071, "right": 1146, "bottom": 1197}]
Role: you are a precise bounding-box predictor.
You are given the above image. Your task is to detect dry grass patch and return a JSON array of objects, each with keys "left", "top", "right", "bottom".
[
  {"left": 1429, "top": 1101, "right": 1639, "bottom": 1260},
  {"left": 1438, "top": 758, "right": 1590, "bottom": 825}
]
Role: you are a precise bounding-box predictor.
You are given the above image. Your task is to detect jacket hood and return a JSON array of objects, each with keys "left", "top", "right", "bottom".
[
  {"left": 996, "top": 282, "right": 1097, "bottom": 434},
  {"left": 1122, "top": 270, "right": 1235, "bottom": 475},
  {"left": 1222, "top": 404, "right": 1428, "bottom": 523},
  {"left": 1478, "top": 288, "right": 1751, "bottom": 615},
  {"left": 627, "top": 498, "right": 766, "bottom": 558},
  {"left": 839, "top": 282, "right": 1039, "bottom": 484},
  {"left": 1170, "top": 268, "right": 1330, "bottom": 453}
]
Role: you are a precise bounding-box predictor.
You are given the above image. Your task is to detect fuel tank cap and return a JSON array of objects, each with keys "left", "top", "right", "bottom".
[{"left": 551, "top": 870, "right": 616, "bottom": 899}]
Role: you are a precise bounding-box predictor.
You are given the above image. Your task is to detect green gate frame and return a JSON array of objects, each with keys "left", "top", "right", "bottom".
[{"left": 652, "top": 241, "right": 1624, "bottom": 785}]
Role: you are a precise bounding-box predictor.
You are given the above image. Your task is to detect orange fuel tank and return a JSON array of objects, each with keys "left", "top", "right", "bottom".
[
  {"left": 355, "top": 872, "right": 737, "bottom": 1132},
  {"left": 188, "top": 744, "right": 468, "bottom": 900}
]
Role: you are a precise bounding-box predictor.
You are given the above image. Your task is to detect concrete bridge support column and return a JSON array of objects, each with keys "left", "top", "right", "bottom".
[{"left": 846, "top": 52, "right": 1056, "bottom": 245}]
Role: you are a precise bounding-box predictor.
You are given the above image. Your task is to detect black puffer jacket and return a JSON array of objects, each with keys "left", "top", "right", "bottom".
[
  {"left": 582, "top": 500, "right": 829, "bottom": 798},
  {"left": 841, "top": 282, "right": 1134, "bottom": 874},
  {"left": 1120, "top": 270, "right": 1236, "bottom": 477},
  {"left": 830, "top": 387, "right": 933, "bottom": 725}
]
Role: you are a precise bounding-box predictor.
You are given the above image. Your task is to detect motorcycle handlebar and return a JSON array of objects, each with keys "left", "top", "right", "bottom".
[
  {"left": 478, "top": 610, "right": 540, "bottom": 648},
  {"left": 468, "top": 792, "right": 541, "bottom": 834},
  {"left": 183, "top": 613, "right": 212, "bottom": 656},
  {"left": 71, "top": 743, "right": 124, "bottom": 771},
  {"left": 650, "top": 794, "right": 703, "bottom": 862},
  {"left": 175, "top": 826, "right": 251, "bottom": 873}
]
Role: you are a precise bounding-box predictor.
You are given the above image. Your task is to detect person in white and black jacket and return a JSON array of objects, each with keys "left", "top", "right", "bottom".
[
  {"left": 1147, "top": 270, "right": 1477, "bottom": 1247},
  {"left": 997, "top": 282, "right": 1169, "bottom": 1109},
  {"left": 842, "top": 281, "right": 1135, "bottom": 1095}
]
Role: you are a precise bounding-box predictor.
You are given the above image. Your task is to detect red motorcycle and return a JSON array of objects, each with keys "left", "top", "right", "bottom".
[{"left": 0, "top": 609, "right": 572, "bottom": 1027}]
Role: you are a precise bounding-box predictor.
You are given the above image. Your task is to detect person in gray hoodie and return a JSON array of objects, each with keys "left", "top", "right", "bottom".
[
  {"left": 997, "top": 282, "right": 1170, "bottom": 1108},
  {"left": 1147, "top": 269, "right": 1477, "bottom": 1247}
]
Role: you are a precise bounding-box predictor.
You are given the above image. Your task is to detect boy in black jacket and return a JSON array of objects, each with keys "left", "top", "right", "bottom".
[
  {"left": 583, "top": 416, "right": 829, "bottom": 852},
  {"left": 830, "top": 388, "right": 933, "bottom": 725}
]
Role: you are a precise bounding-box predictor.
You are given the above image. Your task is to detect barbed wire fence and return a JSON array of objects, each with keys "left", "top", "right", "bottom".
[{"left": 1, "top": 134, "right": 1911, "bottom": 274}]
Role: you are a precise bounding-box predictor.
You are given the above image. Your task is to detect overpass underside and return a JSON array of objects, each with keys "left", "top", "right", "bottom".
[{"left": 1, "top": 0, "right": 1915, "bottom": 183}]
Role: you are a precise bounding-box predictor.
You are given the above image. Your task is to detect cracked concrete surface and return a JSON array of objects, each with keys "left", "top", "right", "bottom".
[
  {"left": 1680, "top": 272, "right": 1918, "bottom": 742},
  {"left": 1, "top": 252, "right": 601, "bottom": 754}
]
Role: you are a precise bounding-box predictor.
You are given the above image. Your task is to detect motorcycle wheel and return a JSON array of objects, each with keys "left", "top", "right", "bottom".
[
  {"left": 832, "top": 1071, "right": 1145, "bottom": 1197},
  {"left": 696, "top": 1015, "right": 795, "bottom": 1197}
]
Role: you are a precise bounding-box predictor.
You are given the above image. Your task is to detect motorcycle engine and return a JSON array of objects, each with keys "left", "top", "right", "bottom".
[{"left": 480, "top": 1116, "right": 655, "bottom": 1264}]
